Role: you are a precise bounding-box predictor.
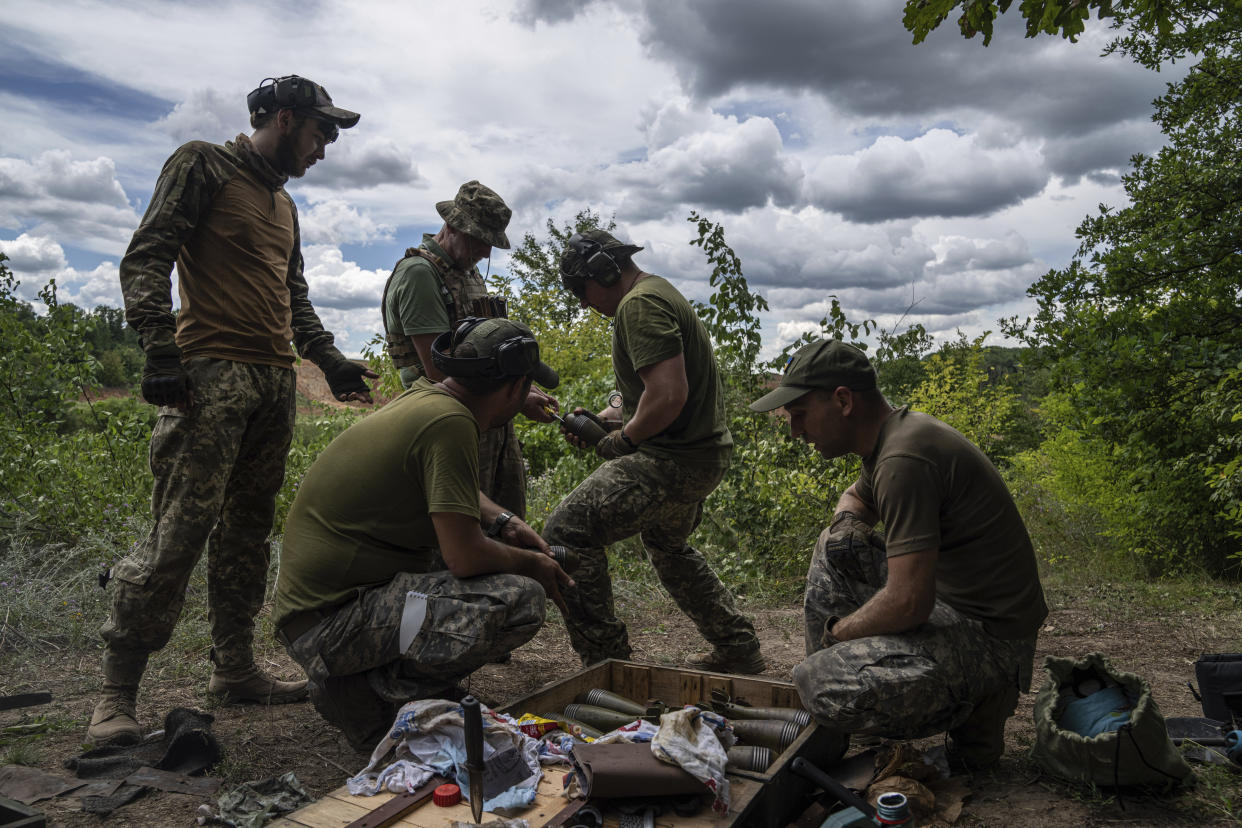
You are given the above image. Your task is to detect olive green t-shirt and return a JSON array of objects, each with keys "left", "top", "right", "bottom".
[
  {"left": 855, "top": 408, "right": 1047, "bottom": 640},
  {"left": 272, "top": 378, "right": 480, "bottom": 626},
  {"left": 612, "top": 275, "right": 732, "bottom": 467},
  {"left": 383, "top": 235, "right": 460, "bottom": 388}
]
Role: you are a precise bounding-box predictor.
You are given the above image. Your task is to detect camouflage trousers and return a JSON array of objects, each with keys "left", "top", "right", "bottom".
[
  {"left": 480, "top": 420, "right": 526, "bottom": 520},
  {"left": 542, "top": 452, "right": 758, "bottom": 665},
  {"left": 283, "top": 570, "right": 545, "bottom": 742},
  {"left": 793, "top": 515, "right": 1036, "bottom": 739},
  {"left": 101, "top": 358, "right": 295, "bottom": 673}
]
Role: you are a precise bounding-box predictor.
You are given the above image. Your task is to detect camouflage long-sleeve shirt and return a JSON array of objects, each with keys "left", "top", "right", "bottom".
[{"left": 119, "top": 133, "right": 344, "bottom": 367}]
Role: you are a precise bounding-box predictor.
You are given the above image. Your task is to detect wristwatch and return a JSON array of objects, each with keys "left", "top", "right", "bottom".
[{"left": 486, "top": 511, "right": 513, "bottom": 539}]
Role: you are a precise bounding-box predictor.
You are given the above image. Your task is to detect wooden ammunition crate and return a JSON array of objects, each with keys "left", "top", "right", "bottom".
[{"left": 275, "top": 660, "right": 838, "bottom": 827}]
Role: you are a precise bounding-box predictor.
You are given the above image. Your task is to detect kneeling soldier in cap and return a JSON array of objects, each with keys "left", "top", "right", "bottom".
[
  {"left": 273, "top": 318, "right": 571, "bottom": 750},
  {"left": 751, "top": 339, "right": 1048, "bottom": 769},
  {"left": 90, "top": 75, "right": 374, "bottom": 746},
  {"left": 381, "top": 181, "right": 557, "bottom": 522},
  {"left": 544, "top": 228, "right": 763, "bottom": 674}
]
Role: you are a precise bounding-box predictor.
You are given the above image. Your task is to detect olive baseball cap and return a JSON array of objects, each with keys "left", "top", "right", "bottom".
[
  {"left": 749, "top": 339, "right": 876, "bottom": 412},
  {"left": 451, "top": 318, "right": 559, "bottom": 389},
  {"left": 436, "top": 181, "right": 512, "bottom": 249}
]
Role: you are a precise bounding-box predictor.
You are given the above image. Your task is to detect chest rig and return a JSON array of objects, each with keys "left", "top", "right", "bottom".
[{"left": 382, "top": 245, "right": 508, "bottom": 374}]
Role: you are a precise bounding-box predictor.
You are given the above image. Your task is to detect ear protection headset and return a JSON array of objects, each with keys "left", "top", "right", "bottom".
[
  {"left": 430, "top": 317, "right": 539, "bottom": 379},
  {"left": 564, "top": 233, "right": 623, "bottom": 287},
  {"left": 247, "top": 76, "right": 319, "bottom": 116}
]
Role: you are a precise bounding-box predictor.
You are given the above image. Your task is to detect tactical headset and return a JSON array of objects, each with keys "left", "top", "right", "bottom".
[
  {"left": 564, "top": 233, "right": 623, "bottom": 288},
  {"left": 247, "top": 76, "right": 320, "bottom": 117},
  {"left": 430, "top": 317, "right": 540, "bottom": 379}
]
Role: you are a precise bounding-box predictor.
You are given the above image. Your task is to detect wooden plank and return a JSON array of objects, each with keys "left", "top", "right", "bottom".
[
  {"left": 284, "top": 793, "right": 376, "bottom": 827},
  {"left": 678, "top": 671, "right": 703, "bottom": 706},
  {"left": 612, "top": 662, "right": 651, "bottom": 705},
  {"left": 767, "top": 684, "right": 801, "bottom": 709},
  {"left": 704, "top": 675, "right": 733, "bottom": 706}
]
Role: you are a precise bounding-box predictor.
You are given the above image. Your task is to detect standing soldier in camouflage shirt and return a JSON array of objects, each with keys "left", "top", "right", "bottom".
[
  {"left": 750, "top": 339, "right": 1048, "bottom": 768},
  {"left": 545, "top": 229, "right": 763, "bottom": 673},
  {"left": 273, "top": 318, "right": 571, "bottom": 750},
  {"left": 89, "top": 75, "right": 377, "bottom": 747},
  {"left": 381, "top": 181, "right": 556, "bottom": 520}
]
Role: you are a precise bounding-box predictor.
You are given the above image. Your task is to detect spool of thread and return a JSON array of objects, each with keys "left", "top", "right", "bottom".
[{"left": 875, "top": 791, "right": 911, "bottom": 825}]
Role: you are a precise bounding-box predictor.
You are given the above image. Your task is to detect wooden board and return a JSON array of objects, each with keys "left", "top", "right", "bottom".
[
  {"left": 275, "top": 767, "right": 761, "bottom": 827},
  {"left": 279, "top": 660, "right": 835, "bottom": 828}
]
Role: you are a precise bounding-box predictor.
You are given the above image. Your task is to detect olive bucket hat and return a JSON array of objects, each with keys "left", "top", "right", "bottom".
[{"left": 436, "top": 180, "right": 512, "bottom": 249}]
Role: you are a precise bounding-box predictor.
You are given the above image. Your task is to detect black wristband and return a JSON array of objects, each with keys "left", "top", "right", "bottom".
[
  {"left": 619, "top": 428, "right": 637, "bottom": 449},
  {"left": 486, "top": 511, "right": 513, "bottom": 539}
]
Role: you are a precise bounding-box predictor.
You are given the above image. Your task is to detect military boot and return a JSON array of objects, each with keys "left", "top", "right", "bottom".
[
  {"left": 207, "top": 664, "right": 309, "bottom": 704},
  {"left": 948, "top": 683, "right": 1020, "bottom": 771},
  {"left": 686, "top": 645, "right": 766, "bottom": 675},
  {"left": 86, "top": 650, "right": 148, "bottom": 746}
]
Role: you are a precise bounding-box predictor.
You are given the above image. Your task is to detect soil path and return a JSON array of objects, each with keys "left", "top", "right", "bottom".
[{"left": 1, "top": 587, "right": 1237, "bottom": 827}]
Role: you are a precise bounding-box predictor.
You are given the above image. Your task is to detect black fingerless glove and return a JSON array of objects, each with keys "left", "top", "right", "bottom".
[
  {"left": 141, "top": 344, "right": 191, "bottom": 407},
  {"left": 322, "top": 358, "right": 370, "bottom": 399},
  {"left": 595, "top": 428, "right": 639, "bottom": 460}
]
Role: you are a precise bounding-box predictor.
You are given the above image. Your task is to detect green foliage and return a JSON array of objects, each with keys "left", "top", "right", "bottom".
[
  {"left": 1003, "top": 10, "right": 1242, "bottom": 574},
  {"left": 361, "top": 333, "right": 406, "bottom": 401},
  {"left": 688, "top": 212, "right": 769, "bottom": 387},
  {"left": 902, "top": 0, "right": 1198, "bottom": 46},
  {"left": 0, "top": 257, "right": 150, "bottom": 553},
  {"left": 905, "top": 333, "right": 1023, "bottom": 463}
]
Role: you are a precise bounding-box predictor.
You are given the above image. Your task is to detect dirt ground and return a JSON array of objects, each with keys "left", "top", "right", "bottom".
[{"left": 2, "top": 582, "right": 1239, "bottom": 828}]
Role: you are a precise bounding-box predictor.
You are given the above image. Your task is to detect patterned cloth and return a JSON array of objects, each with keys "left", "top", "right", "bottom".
[{"left": 794, "top": 515, "right": 1036, "bottom": 739}]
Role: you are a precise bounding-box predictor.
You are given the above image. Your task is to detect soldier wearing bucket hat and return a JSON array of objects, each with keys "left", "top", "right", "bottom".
[
  {"left": 381, "top": 181, "right": 558, "bottom": 521},
  {"left": 542, "top": 225, "right": 763, "bottom": 675},
  {"left": 274, "top": 316, "right": 570, "bottom": 750},
  {"left": 753, "top": 338, "right": 1046, "bottom": 770},
  {"left": 91, "top": 74, "right": 371, "bottom": 747}
]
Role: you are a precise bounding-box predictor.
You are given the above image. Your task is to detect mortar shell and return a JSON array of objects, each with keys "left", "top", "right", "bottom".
[
  {"left": 563, "top": 703, "right": 640, "bottom": 732},
  {"left": 730, "top": 718, "right": 802, "bottom": 754},
  {"left": 538, "top": 713, "right": 603, "bottom": 741},
  {"left": 725, "top": 745, "right": 773, "bottom": 773},
  {"left": 714, "top": 701, "right": 811, "bottom": 730},
  {"left": 576, "top": 689, "right": 648, "bottom": 716}
]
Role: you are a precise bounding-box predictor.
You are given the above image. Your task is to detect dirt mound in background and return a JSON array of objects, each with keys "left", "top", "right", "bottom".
[{"left": 296, "top": 359, "right": 392, "bottom": 413}]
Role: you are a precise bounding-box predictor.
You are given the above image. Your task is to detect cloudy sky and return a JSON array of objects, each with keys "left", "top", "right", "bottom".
[{"left": 1, "top": 0, "right": 1173, "bottom": 359}]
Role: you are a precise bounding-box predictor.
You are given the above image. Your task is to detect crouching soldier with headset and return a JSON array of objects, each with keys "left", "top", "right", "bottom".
[{"left": 272, "top": 317, "right": 572, "bottom": 750}]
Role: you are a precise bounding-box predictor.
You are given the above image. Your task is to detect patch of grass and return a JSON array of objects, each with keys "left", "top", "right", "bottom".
[
  {"left": 1, "top": 741, "right": 40, "bottom": 766},
  {"left": 1183, "top": 763, "right": 1240, "bottom": 822}
]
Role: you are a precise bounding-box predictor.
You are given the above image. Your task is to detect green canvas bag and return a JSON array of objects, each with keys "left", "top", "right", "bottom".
[{"left": 1031, "top": 652, "right": 1193, "bottom": 788}]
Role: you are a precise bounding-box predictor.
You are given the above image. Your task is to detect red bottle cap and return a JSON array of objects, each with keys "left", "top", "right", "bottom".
[{"left": 433, "top": 783, "right": 462, "bottom": 806}]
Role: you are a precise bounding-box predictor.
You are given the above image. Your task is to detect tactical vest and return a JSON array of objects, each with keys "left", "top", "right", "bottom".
[{"left": 381, "top": 245, "right": 508, "bottom": 375}]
